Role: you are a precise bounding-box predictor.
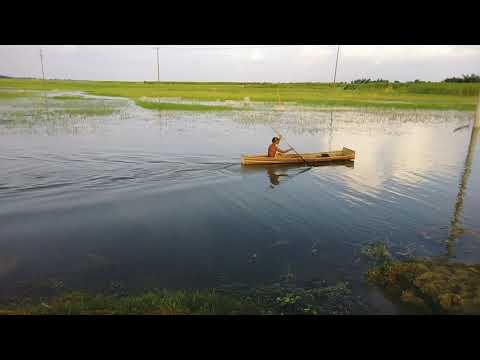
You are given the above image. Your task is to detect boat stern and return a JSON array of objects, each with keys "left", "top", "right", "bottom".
[{"left": 342, "top": 147, "right": 355, "bottom": 159}]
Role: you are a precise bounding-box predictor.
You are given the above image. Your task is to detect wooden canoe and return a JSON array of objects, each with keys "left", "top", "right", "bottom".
[{"left": 241, "top": 147, "right": 355, "bottom": 165}]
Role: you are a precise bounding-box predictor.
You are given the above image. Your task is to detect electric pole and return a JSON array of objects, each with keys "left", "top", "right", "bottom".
[
  {"left": 40, "top": 48, "right": 45, "bottom": 81},
  {"left": 333, "top": 45, "right": 340, "bottom": 87},
  {"left": 153, "top": 47, "right": 160, "bottom": 81}
]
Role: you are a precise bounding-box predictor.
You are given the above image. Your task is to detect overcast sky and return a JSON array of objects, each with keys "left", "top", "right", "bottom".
[{"left": 0, "top": 45, "right": 479, "bottom": 82}]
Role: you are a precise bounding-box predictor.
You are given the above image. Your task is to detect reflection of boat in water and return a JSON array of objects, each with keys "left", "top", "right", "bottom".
[
  {"left": 241, "top": 147, "right": 355, "bottom": 165},
  {"left": 240, "top": 161, "right": 354, "bottom": 188},
  {"left": 240, "top": 161, "right": 354, "bottom": 175}
]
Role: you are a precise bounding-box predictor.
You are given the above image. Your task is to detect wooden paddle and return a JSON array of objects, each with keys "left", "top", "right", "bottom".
[{"left": 273, "top": 88, "right": 308, "bottom": 166}]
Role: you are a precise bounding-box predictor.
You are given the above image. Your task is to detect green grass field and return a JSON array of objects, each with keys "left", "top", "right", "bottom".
[{"left": 1, "top": 79, "right": 479, "bottom": 111}]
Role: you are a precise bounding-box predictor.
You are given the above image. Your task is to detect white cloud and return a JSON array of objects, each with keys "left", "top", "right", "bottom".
[
  {"left": 249, "top": 50, "right": 265, "bottom": 63},
  {"left": 62, "top": 45, "right": 79, "bottom": 52},
  {"left": 342, "top": 45, "right": 480, "bottom": 60},
  {"left": 298, "top": 45, "right": 335, "bottom": 65},
  {"left": 300, "top": 45, "right": 335, "bottom": 58}
]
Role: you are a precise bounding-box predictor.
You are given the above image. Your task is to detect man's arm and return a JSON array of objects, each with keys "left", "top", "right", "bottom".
[{"left": 277, "top": 147, "right": 293, "bottom": 153}]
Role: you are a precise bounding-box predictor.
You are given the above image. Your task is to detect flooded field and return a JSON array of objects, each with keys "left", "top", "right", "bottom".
[{"left": 0, "top": 93, "right": 479, "bottom": 314}]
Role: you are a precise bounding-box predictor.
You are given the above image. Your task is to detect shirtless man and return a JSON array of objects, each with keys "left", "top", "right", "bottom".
[{"left": 268, "top": 135, "right": 293, "bottom": 157}]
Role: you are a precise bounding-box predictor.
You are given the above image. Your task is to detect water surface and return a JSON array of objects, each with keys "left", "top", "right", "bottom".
[{"left": 0, "top": 95, "right": 478, "bottom": 313}]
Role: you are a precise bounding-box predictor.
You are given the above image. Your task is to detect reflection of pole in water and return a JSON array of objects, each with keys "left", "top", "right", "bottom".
[
  {"left": 43, "top": 89, "right": 49, "bottom": 122},
  {"left": 447, "top": 125, "right": 479, "bottom": 257},
  {"left": 40, "top": 48, "right": 49, "bottom": 121},
  {"left": 476, "top": 92, "right": 480, "bottom": 128},
  {"left": 329, "top": 111, "right": 333, "bottom": 151}
]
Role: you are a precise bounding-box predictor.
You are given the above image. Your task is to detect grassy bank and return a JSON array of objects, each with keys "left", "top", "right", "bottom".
[{"left": 1, "top": 79, "right": 478, "bottom": 111}]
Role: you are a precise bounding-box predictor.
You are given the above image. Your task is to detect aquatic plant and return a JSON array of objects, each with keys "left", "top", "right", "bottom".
[
  {"left": 366, "top": 259, "right": 480, "bottom": 314},
  {"left": 361, "top": 242, "right": 393, "bottom": 267}
]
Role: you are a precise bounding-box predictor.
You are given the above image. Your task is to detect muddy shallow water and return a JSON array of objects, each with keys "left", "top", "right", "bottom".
[{"left": 0, "top": 95, "right": 479, "bottom": 314}]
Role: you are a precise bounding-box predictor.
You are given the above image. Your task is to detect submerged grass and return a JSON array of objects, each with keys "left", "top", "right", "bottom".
[
  {"left": 58, "top": 108, "right": 117, "bottom": 116},
  {"left": 135, "top": 100, "right": 233, "bottom": 112},
  {"left": 0, "top": 91, "right": 37, "bottom": 99},
  {"left": 1, "top": 79, "right": 478, "bottom": 111},
  {"left": 0, "top": 107, "right": 118, "bottom": 122},
  {"left": 51, "top": 95, "right": 86, "bottom": 100}
]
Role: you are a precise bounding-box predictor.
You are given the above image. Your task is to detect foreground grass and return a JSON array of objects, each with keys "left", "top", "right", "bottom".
[
  {"left": 1, "top": 79, "right": 478, "bottom": 111},
  {"left": 0, "top": 290, "right": 259, "bottom": 315},
  {"left": 0, "top": 280, "right": 361, "bottom": 315},
  {"left": 135, "top": 100, "right": 232, "bottom": 112}
]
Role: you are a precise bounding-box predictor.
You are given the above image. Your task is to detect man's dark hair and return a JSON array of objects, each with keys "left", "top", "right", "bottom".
[{"left": 272, "top": 137, "right": 279, "bottom": 143}]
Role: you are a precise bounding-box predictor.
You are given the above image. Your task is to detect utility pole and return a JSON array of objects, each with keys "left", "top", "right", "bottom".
[
  {"left": 40, "top": 48, "right": 45, "bottom": 81},
  {"left": 333, "top": 45, "right": 340, "bottom": 87},
  {"left": 152, "top": 47, "right": 160, "bottom": 82}
]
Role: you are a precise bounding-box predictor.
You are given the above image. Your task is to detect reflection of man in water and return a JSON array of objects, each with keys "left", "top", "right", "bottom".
[
  {"left": 267, "top": 167, "right": 288, "bottom": 187},
  {"left": 268, "top": 135, "right": 293, "bottom": 157}
]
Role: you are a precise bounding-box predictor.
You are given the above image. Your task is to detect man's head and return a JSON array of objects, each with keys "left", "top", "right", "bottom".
[{"left": 272, "top": 137, "right": 280, "bottom": 144}]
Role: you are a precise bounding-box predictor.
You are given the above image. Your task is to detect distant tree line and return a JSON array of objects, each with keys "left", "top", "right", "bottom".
[
  {"left": 348, "top": 74, "right": 480, "bottom": 85},
  {"left": 0, "top": 75, "right": 39, "bottom": 80},
  {"left": 350, "top": 78, "right": 391, "bottom": 84},
  {"left": 443, "top": 74, "right": 480, "bottom": 83}
]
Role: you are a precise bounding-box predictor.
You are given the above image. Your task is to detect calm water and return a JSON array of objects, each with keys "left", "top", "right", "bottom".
[{"left": 0, "top": 95, "right": 479, "bottom": 314}]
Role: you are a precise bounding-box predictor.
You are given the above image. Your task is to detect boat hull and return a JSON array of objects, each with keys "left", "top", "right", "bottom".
[{"left": 241, "top": 147, "right": 355, "bottom": 165}]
